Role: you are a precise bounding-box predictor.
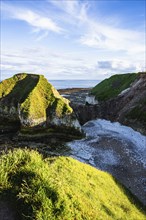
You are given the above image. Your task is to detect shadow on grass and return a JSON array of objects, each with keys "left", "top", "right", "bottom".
[
  {"left": 0, "top": 170, "right": 59, "bottom": 219},
  {"left": 112, "top": 176, "right": 146, "bottom": 215},
  {"left": 1, "top": 75, "right": 39, "bottom": 107}
]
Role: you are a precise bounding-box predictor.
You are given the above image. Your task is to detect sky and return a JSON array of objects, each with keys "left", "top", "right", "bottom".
[{"left": 1, "top": 0, "right": 146, "bottom": 80}]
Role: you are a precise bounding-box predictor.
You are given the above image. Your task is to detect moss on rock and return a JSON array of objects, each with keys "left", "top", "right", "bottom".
[{"left": 0, "top": 73, "right": 79, "bottom": 131}]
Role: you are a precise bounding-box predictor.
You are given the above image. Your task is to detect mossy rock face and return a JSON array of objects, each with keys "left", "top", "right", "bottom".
[
  {"left": 0, "top": 149, "right": 145, "bottom": 220},
  {"left": 0, "top": 73, "right": 81, "bottom": 131}
]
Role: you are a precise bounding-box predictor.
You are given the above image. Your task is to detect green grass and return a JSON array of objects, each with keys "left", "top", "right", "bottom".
[
  {"left": 0, "top": 149, "right": 145, "bottom": 220},
  {"left": 0, "top": 73, "right": 27, "bottom": 99},
  {"left": 0, "top": 73, "right": 73, "bottom": 126},
  {"left": 91, "top": 73, "right": 137, "bottom": 101},
  {"left": 21, "top": 74, "right": 72, "bottom": 120}
]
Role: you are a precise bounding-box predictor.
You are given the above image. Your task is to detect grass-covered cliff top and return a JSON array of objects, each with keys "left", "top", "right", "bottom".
[
  {"left": 0, "top": 149, "right": 145, "bottom": 220},
  {"left": 0, "top": 73, "right": 72, "bottom": 121},
  {"left": 91, "top": 73, "right": 138, "bottom": 101}
]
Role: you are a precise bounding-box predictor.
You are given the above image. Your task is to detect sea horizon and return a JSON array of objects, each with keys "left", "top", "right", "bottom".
[{"left": 49, "top": 79, "right": 100, "bottom": 90}]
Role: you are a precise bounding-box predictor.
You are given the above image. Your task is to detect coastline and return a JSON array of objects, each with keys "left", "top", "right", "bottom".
[
  {"left": 58, "top": 87, "right": 146, "bottom": 205},
  {"left": 0, "top": 84, "right": 146, "bottom": 206},
  {"left": 58, "top": 87, "right": 91, "bottom": 94},
  {"left": 59, "top": 88, "right": 91, "bottom": 105}
]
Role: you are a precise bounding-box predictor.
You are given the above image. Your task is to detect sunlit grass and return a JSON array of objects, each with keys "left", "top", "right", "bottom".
[
  {"left": 91, "top": 73, "right": 137, "bottom": 101},
  {"left": 0, "top": 149, "right": 145, "bottom": 219},
  {"left": 0, "top": 73, "right": 72, "bottom": 124}
]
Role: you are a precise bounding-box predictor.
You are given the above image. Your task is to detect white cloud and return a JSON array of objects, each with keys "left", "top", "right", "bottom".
[
  {"left": 50, "top": 0, "right": 79, "bottom": 15},
  {"left": 97, "top": 60, "right": 139, "bottom": 72},
  {"left": 1, "top": 48, "right": 98, "bottom": 80},
  {"left": 79, "top": 14, "right": 145, "bottom": 57},
  {"left": 50, "top": 0, "right": 145, "bottom": 57},
  {"left": 50, "top": 0, "right": 87, "bottom": 18},
  {"left": 1, "top": 0, "right": 145, "bottom": 80},
  {"left": 1, "top": 3, "right": 62, "bottom": 34},
  {"left": 1, "top": 47, "right": 145, "bottom": 81},
  {"left": 49, "top": 0, "right": 89, "bottom": 27},
  {"left": 2, "top": 0, "right": 144, "bottom": 56}
]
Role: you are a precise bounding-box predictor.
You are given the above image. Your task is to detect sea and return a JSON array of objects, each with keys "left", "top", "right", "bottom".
[{"left": 49, "top": 80, "right": 100, "bottom": 90}]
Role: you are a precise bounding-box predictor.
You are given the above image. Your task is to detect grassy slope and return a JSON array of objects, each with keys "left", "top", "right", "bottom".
[
  {"left": 0, "top": 74, "right": 39, "bottom": 107},
  {"left": 91, "top": 73, "right": 137, "bottom": 101},
  {"left": 20, "top": 75, "right": 72, "bottom": 120},
  {"left": 0, "top": 73, "right": 27, "bottom": 99},
  {"left": 0, "top": 149, "right": 145, "bottom": 220},
  {"left": 0, "top": 73, "right": 72, "bottom": 121}
]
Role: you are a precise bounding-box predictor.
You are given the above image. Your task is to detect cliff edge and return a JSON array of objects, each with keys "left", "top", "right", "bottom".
[{"left": 89, "top": 72, "right": 146, "bottom": 134}]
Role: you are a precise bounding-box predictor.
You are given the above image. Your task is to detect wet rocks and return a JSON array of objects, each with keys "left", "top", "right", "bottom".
[{"left": 61, "top": 73, "right": 146, "bottom": 135}]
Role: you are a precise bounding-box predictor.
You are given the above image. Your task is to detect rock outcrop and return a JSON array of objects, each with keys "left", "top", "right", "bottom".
[
  {"left": 70, "top": 72, "right": 146, "bottom": 135},
  {"left": 90, "top": 72, "right": 146, "bottom": 134},
  {"left": 0, "top": 73, "right": 81, "bottom": 132}
]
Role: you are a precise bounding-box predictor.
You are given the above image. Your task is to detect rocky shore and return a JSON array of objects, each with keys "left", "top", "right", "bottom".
[
  {"left": 59, "top": 73, "right": 146, "bottom": 136},
  {"left": 0, "top": 73, "right": 146, "bottom": 208},
  {"left": 59, "top": 87, "right": 146, "bottom": 206},
  {"left": 59, "top": 88, "right": 100, "bottom": 125}
]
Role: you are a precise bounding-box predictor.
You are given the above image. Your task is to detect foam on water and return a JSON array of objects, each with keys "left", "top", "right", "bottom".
[
  {"left": 68, "top": 119, "right": 146, "bottom": 205},
  {"left": 84, "top": 119, "right": 146, "bottom": 152},
  {"left": 68, "top": 119, "right": 146, "bottom": 168}
]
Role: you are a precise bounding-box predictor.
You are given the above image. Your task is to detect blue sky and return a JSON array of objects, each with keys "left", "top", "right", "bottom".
[{"left": 1, "top": 0, "right": 145, "bottom": 80}]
